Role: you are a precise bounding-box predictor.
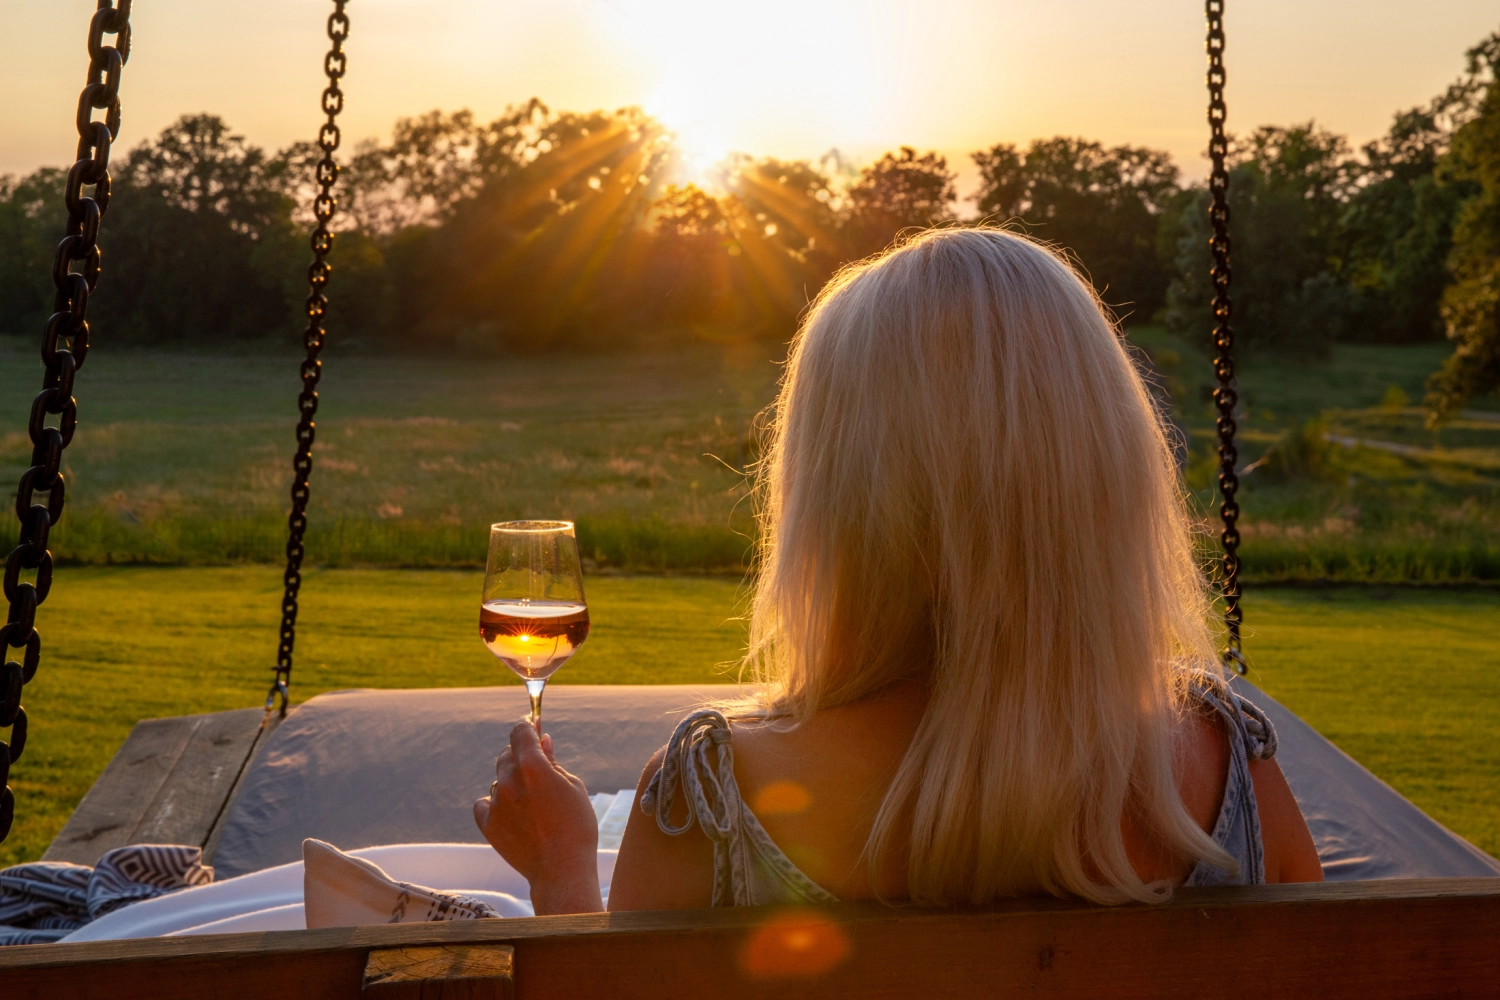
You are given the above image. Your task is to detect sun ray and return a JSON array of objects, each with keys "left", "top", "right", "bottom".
[{"left": 731, "top": 165, "right": 841, "bottom": 251}]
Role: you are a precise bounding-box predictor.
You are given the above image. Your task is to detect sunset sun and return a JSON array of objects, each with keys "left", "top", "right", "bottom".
[
  {"left": 601, "top": 0, "right": 879, "bottom": 183},
  {"left": 647, "top": 89, "right": 732, "bottom": 186}
]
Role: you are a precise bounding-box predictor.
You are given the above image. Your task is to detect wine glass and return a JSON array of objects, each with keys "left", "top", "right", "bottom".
[{"left": 479, "top": 520, "right": 590, "bottom": 733}]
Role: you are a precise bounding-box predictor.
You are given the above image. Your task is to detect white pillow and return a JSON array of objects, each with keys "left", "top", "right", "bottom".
[{"left": 302, "top": 839, "right": 509, "bottom": 928}]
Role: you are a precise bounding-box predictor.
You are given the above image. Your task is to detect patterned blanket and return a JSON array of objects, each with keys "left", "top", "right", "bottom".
[{"left": 0, "top": 844, "right": 212, "bottom": 945}]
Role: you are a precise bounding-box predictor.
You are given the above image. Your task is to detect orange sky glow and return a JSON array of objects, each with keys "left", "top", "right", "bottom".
[{"left": 3, "top": 0, "right": 1497, "bottom": 195}]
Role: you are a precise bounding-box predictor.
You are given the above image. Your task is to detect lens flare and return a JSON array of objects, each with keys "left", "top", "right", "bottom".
[
  {"left": 739, "top": 911, "right": 851, "bottom": 979},
  {"left": 752, "top": 780, "right": 811, "bottom": 815}
]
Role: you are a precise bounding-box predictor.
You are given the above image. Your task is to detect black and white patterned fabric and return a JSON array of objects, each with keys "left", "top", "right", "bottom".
[{"left": 0, "top": 844, "right": 212, "bottom": 946}]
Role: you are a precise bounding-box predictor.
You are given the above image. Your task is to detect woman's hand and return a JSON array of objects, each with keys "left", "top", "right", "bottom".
[{"left": 473, "top": 720, "right": 603, "bottom": 914}]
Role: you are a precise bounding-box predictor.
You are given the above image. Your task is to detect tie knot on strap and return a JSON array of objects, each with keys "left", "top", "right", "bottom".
[{"left": 642, "top": 709, "right": 741, "bottom": 842}]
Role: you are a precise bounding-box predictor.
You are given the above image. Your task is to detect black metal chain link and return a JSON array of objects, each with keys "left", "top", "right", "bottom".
[
  {"left": 1, "top": 1, "right": 133, "bottom": 843},
  {"left": 1206, "top": 0, "right": 1245, "bottom": 675},
  {"left": 270, "top": 1, "right": 349, "bottom": 717}
]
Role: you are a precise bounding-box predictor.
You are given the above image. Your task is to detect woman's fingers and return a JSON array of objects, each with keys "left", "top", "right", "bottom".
[
  {"left": 488, "top": 719, "right": 589, "bottom": 823},
  {"left": 492, "top": 720, "right": 562, "bottom": 807},
  {"left": 510, "top": 718, "right": 549, "bottom": 770},
  {"left": 500, "top": 721, "right": 564, "bottom": 774},
  {"left": 476, "top": 718, "right": 601, "bottom": 909},
  {"left": 472, "top": 795, "right": 491, "bottom": 832}
]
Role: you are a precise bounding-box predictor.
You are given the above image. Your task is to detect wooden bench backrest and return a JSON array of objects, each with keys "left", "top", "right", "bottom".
[{"left": 2, "top": 878, "right": 1497, "bottom": 998}]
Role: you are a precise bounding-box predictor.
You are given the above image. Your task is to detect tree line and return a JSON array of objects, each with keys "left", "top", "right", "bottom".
[{"left": 1, "top": 29, "right": 1496, "bottom": 414}]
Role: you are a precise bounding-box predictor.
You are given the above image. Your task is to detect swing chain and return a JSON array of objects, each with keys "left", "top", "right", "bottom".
[
  {"left": 0, "top": 0, "right": 133, "bottom": 843},
  {"left": 1206, "top": 0, "right": 1244, "bottom": 675},
  {"left": 270, "top": 0, "right": 350, "bottom": 718}
]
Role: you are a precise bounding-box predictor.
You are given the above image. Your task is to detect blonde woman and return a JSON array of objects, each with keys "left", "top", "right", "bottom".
[{"left": 474, "top": 228, "right": 1323, "bottom": 914}]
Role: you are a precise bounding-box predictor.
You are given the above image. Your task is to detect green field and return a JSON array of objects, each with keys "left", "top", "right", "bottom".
[
  {"left": 2, "top": 568, "right": 1496, "bottom": 867},
  {"left": 0, "top": 338, "right": 776, "bottom": 571},
  {"left": 1133, "top": 331, "right": 1500, "bottom": 583},
  {"left": 5, "top": 333, "right": 1500, "bottom": 580},
  {"left": 1243, "top": 587, "right": 1500, "bottom": 859}
]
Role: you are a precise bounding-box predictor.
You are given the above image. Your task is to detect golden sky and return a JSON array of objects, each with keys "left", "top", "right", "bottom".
[{"left": 3, "top": 0, "right": 1497, "bottom": 193}]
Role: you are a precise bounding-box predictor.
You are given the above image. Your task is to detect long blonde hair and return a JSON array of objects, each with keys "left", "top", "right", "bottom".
[{"left": 746, "top": 227, "right": 1232, "bottom": 905}]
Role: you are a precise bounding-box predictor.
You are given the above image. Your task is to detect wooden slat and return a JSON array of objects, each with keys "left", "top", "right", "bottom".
[
  {"left": 133, "top": 708, "right": 269, "bottom": 848},
  {"left": 41, "top": 716, "right": 201, "bottom": 865},
  {"left": 363, "top": 945, "right": 515, "bottom": 1000},
  {"left": 42, "top": 708, "right": 270, "bottom": 867},
  {"left": 201, "top": 711, "right": 280, "bottom": 867},
  {"left": 0, "top": 879, "right": 1495, "bottom": 998}
]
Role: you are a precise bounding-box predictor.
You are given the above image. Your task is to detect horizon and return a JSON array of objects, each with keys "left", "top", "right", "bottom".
[{"left": 2, "top": 1, "right": 1497, "bottom": 196}]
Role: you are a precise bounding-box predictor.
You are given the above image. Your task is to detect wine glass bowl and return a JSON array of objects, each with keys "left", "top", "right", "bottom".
[{"left": 480, "top": 520, "right": 589, "bottom": 732}]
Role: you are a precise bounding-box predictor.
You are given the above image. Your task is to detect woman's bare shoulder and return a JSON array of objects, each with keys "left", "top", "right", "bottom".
[
  {"left": 1179, "top": 697, "right": 1322, "bottom": 884},
  {"left": 609, "top": 687, "right": 921, "bottom": 910},
  {"left": 606, "top": 746, "right": 714, "bottom": 911},
  {"left": 1248, "top": 755, "right": 1324, "bottom": 883},
  {"left": 607, "top": 708, "right": 822, "bottom": 913}
]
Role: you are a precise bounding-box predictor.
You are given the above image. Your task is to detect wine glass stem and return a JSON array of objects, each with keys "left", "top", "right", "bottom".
[{"left": 525, "top": 679, "right": 546, "bottom": 735}]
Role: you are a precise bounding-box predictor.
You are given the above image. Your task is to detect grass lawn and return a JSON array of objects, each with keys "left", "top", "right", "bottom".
[
  {"left": 3, "top": 568, "right": 1496, "bottom": 867},
  {"left": 1129, "top": 330, "right": 1500, "bottom": 583},
  {"left": 1241, "top": 586, "right": 1500, "bottom": 862},
  {"left": 6, "top": 334, "right": 1500, "bottom": 580},
  {"left": 0, "top": 338, "right": 777, "bottom": 571}
]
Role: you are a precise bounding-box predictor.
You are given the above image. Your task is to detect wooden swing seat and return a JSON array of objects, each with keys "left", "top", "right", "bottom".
[{"left": 12, "top": 682, "right": 1499, "bottom": 996}]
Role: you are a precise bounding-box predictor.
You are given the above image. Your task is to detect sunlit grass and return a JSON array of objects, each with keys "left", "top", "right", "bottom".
[
  {"left": 1244, "top": 586, "right": 1500, "bottom": 860},
  {"left": 8, "top": 336, "right": 1500, "bottom": 581},
  {"left": 0, "top": 339, "right": 775, "bottom": 571},
  {"left": 1131, "top": 329, "right": 1500, "bottom": 582}
]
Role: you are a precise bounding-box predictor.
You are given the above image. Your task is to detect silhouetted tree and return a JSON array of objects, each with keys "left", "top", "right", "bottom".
[
  {"left": 1165, "top": 124, "right": 1357, "bottom": 358},
  {"left": 1340, "top": 101, "right": 1472, "bottom": 344},
  {"left": 654, "top": 183, "right": 729, "bottom": 239},
  {"left": 974, "top": 137, "right": 1179, "bottom": 317},
  {"left": 0, "top": 169, "right": 66, "bottom": 335},
  {"left": 340, "top": 104, "right": 548, "bottom": 234},
  {"left": 728, "top": 156, "right": 841, "bottom": 263},
  {"left": 843, "top": 147, "right": 957, "bottom": 259},
  {"left": 1426, "top": 31, "right": 1500, "bottom": 421},
  {"left": 646, "top": 183, "right": 733, "bottom": 330},
  {"left": 93, "top": 114, "right": 304, "bottom": 342},
  {"left": 9, "top": 33, "right": 1496, "bottom": 365},
  {"left": 643, "top": 175, "right": 830, "bottom": 341}
]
